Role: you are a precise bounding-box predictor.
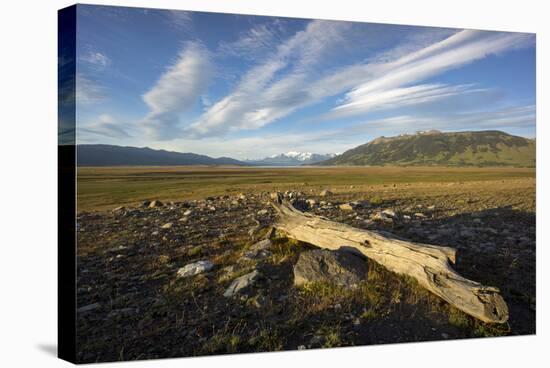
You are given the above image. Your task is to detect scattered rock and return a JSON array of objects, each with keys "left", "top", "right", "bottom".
[
  {"left": 161, "top": 222, "right": 173, "bottom": 229},
  {"left": 223, "top": 270, "right": 259, "bottom": 297},
  {"left": 108, "top": 308, "right": 136, "bottom": 319},
  {"left": 141, "top": 200, "right": 151, "bottom": 208},
  {"left": 112, "top": 206, "right": 126, "bottom": 212},
  {"left": 293, "top": 249, "right": 367, "bottom": 288},
  {"left": 148, "top": 200, "right": 163, "bottom": 208},
  {"left": 352, "top": 200, "right": 370, "bottom": 208},
  {"left": 257, "top": 209, "right": 268, "bottom": 216},
  {"left": 77, "top": 303, "right": 101, "bottom": 313},
  {"left": 381, "top": 209, "right": 396, "bottom": 218},
  {"left": 177, "top": 260, "right": 214, "bottom": 278},
  {"left": 183, "top": 209, "right": 192, "bottom": 216},
  {"left": 292, "top": 199, "right": 309, "bottom": 211},
  {"left": 339, "top": 203, "right": 354, "bottom": 211},
  {"left": 306, "top": 199, "right": 317, "bottom": 207},
  {"left": 249, "top": 239, "right": 272, "bottom": 251},
  {"left": 371, "top": 212, "right": 393, "bottom": 224},
  {"left": 319, "top": 189, "right": 333, "bottom": 197},
  {"left": 414, "top": 212, "right": 426, "bottom": 218}
]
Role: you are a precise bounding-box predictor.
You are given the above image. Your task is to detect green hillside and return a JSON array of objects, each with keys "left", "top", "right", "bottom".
[{"left": 320, "top": 130, "right": 536, "bottom": 167}]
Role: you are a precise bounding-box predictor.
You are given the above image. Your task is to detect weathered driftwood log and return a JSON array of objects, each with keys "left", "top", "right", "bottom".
[{"left": 270, "top": 195, "right": 508, "bottom": 323}]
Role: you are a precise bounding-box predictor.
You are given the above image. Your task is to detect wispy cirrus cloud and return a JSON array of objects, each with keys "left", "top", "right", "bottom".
[
  {"left": 79, "top": 114, "right": 132, "bottom": 139},
  {"left": 328, "top": 30, "right": 533, "bottom": 119},
  {"left": 186, "top": 27, "right": 533, "bottom": 139},
  {"left": 328, "top": 83, "right": 490, "bottom": 118},
  {"left": 165, "top": 10, "right": 193, "bottom": 32},
  {"left": 316, "top": 104, "right": 536, "bottom": 141},
  {"left": 80, "top": 51, "right": 111, "bottom": 68},
  {"left": 141, "top": 42, "right": 212, "bottom": 140},
  {"left": 186, "top": 19, "right": 353, "bottom": 137},
  {"left": 218, "top": 20, "right": 285, "bottom": 59},
  {"left": 76, "top": 73, "right": 106, "bottom": 105}
]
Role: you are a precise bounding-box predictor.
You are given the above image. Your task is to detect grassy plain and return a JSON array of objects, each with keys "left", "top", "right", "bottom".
[{"left": 77, "top": 166, "right": 535, "bottom": 212}]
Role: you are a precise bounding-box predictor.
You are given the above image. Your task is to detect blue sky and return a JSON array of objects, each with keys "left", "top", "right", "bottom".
[{"left": 74, "top": 4, "right": 536, "bottom": 159}]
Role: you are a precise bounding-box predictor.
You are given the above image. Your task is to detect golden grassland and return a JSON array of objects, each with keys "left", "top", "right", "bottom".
[{"left": 77, "top": 165, "right": 535, "bottom": 211}]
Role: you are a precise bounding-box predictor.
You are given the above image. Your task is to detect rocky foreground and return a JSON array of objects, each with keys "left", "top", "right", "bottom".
[{"left": 76, "top": 179, "right": 535, "bottom": 363}]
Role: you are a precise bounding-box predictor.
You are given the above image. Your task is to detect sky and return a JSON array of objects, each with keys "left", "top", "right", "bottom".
[{"left": 72, "top": 4, "right": 536, "bottom": 159}]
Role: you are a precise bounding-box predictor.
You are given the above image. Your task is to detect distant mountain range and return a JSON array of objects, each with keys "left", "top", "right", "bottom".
[
  {"left": 77, "top": 130, "right": 535, "bottom": 167},
  {"left": 318, "top": 130, "right": 535, "bottom": 167},
  {"left": 245, "top": 152, "right": 336, "bottom": 166},
  {"left": 77, "top": 145, "right": 247, "bottom": 166}
]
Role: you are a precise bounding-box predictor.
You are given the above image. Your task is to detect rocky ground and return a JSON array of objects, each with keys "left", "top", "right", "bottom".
[{"left": 76, "top": 178, "right": 535, "bottom": 363}]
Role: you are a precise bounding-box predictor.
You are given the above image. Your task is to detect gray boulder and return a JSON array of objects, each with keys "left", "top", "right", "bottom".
[
  {"left": 177, "top": 260, "right": 214, "bottom": 278},
  {"left": 293, "top": 249, "right": 367, "bottom": 288},
  {"left": 223, "top": 270, "right": 259, "bottom": 297}
]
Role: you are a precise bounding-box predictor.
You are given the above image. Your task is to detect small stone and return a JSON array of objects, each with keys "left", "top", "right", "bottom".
[
  {"left": 371, "top": 212, "right": 393, "bottom": 224},
  {"left": 250, "top": 239, "right": 272, "bottom": 251},
  {"left": 291, "top": 199, "right": 309, "bottom": 211},
  {"left": 414, "top": 212, "right": 426, "bottom": 218},
  {"left": 112, "top": 206, "right": 125, "bottom": 212},
  {"left": 223, "top": 270, "right": 259, "bottom": 297},
  {"left": 183, "top": 209, "right": 192, "bottom": 216},
  {"left": 177, "top": 260, "right": 214, "bottom": 278},
  {"left": 107, "top": 308, "right": 136, "bottom": 318},
  {"left": 297, "top": 345, "right": 307, "bottom": 350},
  {"left": 339, "top": 203, "right": 354, "bottom": 211},
  {"left": 306, "top": 199, "right": 317, "bottom": 207},
  {"left": 141, "top": 200, "right": 151, "bottom": 207},
  {"left": 77, "top": 303, "right": 100, "bottom": 313},
  {"left": 257, "top": 209, "right": 268, "bottom": 216},
  {"left": 441, "top": 333, "right": 449, "bottom": 339},
  {"left": 319, "top": 189, "right": 333, "bottom": 197},
  {"left": 161, "top": 222, "right": 173, "bottom": 229},
  {"left": 149, "top": 200, "right": 163, "bottom": 208},
  {"left": 381, "top": 209, "right": 396, "bottom": 218},
  {"left": 352, "top": 200, "right": 370, "bottom": 208}
]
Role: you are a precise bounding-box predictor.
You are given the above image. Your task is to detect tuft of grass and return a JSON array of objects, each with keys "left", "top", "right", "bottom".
[
  {"left": 316, "top": 325, "right": 342, "bottom": 348},
  {"left": 370, "top": 196, "right": 384, "bottom": 205},
  {"left": 200, "top": 333, "right": 241, "bottom": 354},
  {"left": 187, "top": 245, "right": 203, "bottom": 257},
  {"left": 473, "top": 322, "right": 510, "bottom": 337},
  {"left": 360, "top": 308, "right": 377, "bottom": 321},
  {"left": 248, "top": 329, "right": 284, "bottom": 351},
  {"left": 448, "top": 307, "right": 470, "bottom": 329},
  {"left": 268, "top": 237, "right": 309, "bottom": 265}
]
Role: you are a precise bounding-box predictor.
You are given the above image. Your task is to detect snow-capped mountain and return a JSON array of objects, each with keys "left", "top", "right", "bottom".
[{"left": 247, "top": 152, "right": 337, "bottom": 166}]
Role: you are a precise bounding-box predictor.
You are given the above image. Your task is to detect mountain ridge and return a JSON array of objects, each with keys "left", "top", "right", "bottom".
[
  {"left": 319, "top": 130, "right": 535, "bottom": 167},
  {"left": 77, "top": 144, "right": 247, "bottom": 166}
]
